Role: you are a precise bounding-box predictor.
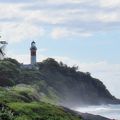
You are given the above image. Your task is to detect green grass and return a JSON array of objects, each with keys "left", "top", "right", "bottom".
[
  {"left": 0, "top": 85, "right": 41, "bottom": 104},
  {"left": 11, "top": 85, "right": 35, "bottom": 93},
  {"left": 0, "top": 87, "right": 82, "bottom": 120},
  {"left": 8, "top": 102, "right": 82, "bottom": 120},
  {"left": 0, "top": 87, "right": 25, "bottom": 103}
]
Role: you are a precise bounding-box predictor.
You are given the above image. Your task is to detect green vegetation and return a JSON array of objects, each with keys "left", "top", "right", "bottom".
[
  {"left": 0, "top": 102, "right": 82, "bottom": 120},
  {"left": 0, "top": 105, "right": 14, "bottom": 120},
  {"left": 0, "top": 58, "right": 20, "bottom": 86},
  {"left": 8, "top": 102, "right": 82, "bottom": 120},
  {"left": 0, "top": 85, "right": 42, "bottom": 104},
  {"left": 0, "top": 87, "right": 82, "bottom": 120}
]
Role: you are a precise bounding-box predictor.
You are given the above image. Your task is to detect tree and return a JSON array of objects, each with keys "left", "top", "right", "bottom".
[
  {"left": 86, "top": 72, "right": 91, "bottom": 77},
  {"left": 0, "top": 41, "right": 8, "bottom": 60}
]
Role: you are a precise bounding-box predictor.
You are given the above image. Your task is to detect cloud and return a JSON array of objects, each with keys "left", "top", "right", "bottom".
[
  {"left": 99, "top": 0, "right": 120, "bottom": 8},
  {"left": 38, "top": 48, "right": 48, "bottom": 52},
  {"left": 43, "top": 0, "right": 85, "bottom": 4},
  {"left": 1, "top": 0, "right": 120, "bottom": 42},
  {"left": 20, "top": 0, "right": 120, "bottom": 34},
  {"left": 0, "top": 3, "right": 45, "bottom": 43},
  {"left": 0, "top": 3, "right": 23, "bottom": 21},
  {"left": 0, "top": 22, "right": 45, "bottom": 43},
  {"left": 51, "top": 28, "right": 92, "bottom": 39},
  {"left": 0, "top": 0, "right": 35, "bottom": 4},
  {"left": 96, "top": 12, "right": 120, "bottom": 23}
]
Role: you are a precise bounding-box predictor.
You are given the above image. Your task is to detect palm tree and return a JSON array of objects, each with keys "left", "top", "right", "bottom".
[{"left": 0, "top": 41, "right": 8, "bottom": 59}]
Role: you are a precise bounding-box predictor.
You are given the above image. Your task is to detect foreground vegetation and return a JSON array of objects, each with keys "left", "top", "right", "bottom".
[
  {"left": 0, "top": 87, "right": 82, "bottom": 120},
  {"left": 0, "top": 102, "right": 82, "bottom": 120}
]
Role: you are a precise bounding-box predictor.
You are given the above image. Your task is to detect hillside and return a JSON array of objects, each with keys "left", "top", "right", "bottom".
[
  {"left": 37, "top": 58, "right": 120, "bottom": 107},
  {"left": 0, "top": 58, "right": 119, "bottom": 108}
]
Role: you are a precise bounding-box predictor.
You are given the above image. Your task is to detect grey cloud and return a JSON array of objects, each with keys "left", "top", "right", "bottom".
[
  {"left": 0, "top": 18, "right": 22, "bottom": 23},
  {"left": 21, "top": 2, "right": 97, "bottom": 11},
  {"left": 18, "top": 0, "right": 120, "bottom": 33},
  {"left": 0, "top": 0, "right": 34, "bottom": 3},
  {"left": 1, "top": 0, "right": 120, "bottom": 38}
]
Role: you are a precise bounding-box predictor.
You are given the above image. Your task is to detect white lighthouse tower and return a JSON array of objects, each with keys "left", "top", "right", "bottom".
[{"left": 30, "top": 41, "right": 37, "bottom": 65}]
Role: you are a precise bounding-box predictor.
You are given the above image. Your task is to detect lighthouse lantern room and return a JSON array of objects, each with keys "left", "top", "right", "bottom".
[{"left": 30, "top": 41, "right": 37, "bottom": 65}]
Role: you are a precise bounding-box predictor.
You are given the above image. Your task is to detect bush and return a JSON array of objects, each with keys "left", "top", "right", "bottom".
[{"left": 0, "top": 106, "right": 14, "bottom": 120}]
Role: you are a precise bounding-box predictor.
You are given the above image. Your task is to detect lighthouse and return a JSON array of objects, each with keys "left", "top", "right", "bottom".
[{"left": 30, "top": 41, "right": 37, "bottom": 65}]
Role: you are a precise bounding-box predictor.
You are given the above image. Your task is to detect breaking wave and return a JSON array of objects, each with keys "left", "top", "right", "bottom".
[{"left": 75, "top": 104, "right": 120, "bottom": 120}]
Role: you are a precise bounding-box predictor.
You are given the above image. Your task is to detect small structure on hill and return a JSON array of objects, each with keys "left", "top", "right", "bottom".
[
  {"left": 30, "top": 41, "right": 37, "bottom": 65},
  {"left": 21, "top": 41, "right": 38, "bottom": 69}
]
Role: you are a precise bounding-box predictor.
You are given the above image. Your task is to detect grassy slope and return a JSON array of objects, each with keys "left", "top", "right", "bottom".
[
  {"left": 0, "top": 87, "right": 82, "bottom": 120},
  {"left": 8, "top": 102, "right": 82, "bottom": 120}
]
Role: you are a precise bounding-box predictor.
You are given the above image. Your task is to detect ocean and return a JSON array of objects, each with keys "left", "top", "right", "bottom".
[{"left": 75, "top": 104, "right": 120, "bottom": 120}]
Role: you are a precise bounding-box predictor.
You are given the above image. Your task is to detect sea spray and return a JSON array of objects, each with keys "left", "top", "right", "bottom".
[{"left": 75, "top": 104, "right": 120, "bottom": 120}]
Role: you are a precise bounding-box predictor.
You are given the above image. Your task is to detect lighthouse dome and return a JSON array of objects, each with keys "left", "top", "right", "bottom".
[{"left": 30, "top": 41, "right": 37, "bottom": 50}]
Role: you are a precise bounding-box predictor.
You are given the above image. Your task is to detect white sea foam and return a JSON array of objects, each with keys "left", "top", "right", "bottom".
[{"left": 75, "top": 104, "right": 120, "bottom": 120}]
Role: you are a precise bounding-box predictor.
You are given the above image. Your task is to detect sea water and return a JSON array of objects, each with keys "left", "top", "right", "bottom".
[{"left": 75, "top": 104, "right": 120, "bottom": 120}]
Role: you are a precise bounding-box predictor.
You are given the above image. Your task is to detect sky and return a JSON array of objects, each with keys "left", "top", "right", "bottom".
[{"left": 0, "top": 0, "right": 120, "bottom": 98}]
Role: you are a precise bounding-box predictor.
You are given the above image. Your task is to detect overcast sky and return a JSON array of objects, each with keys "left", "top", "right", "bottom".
[{"left": 0, "top": 0, "right": 120, "bottom": 98}]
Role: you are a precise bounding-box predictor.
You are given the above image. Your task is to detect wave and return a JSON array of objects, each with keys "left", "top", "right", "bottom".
[{"left": 75, "top": 104, "right": 120, "bottom": 120}]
